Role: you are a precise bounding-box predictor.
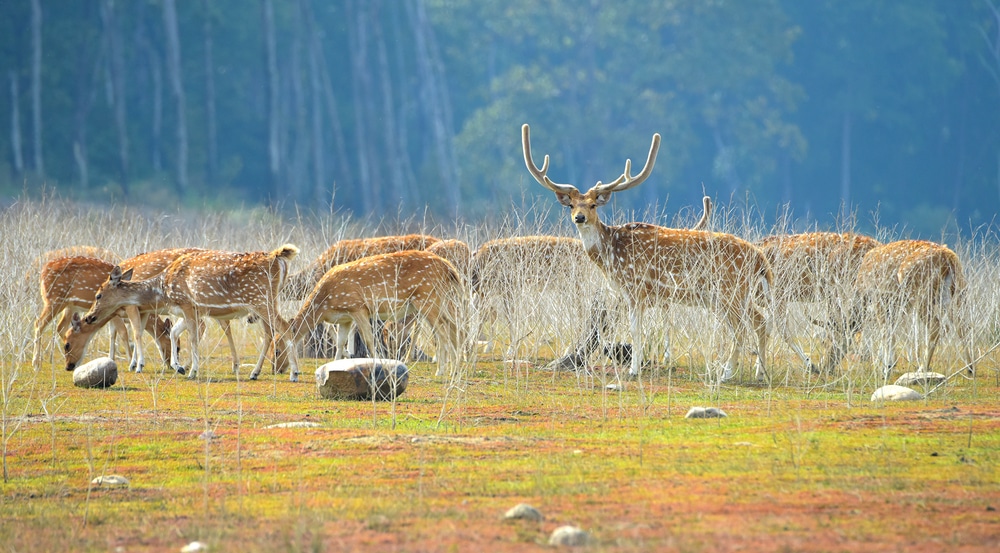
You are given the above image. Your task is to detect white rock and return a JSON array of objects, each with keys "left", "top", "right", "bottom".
[
  {"left": 315, "top": 358, "right": 409, "bottom": 400},
  {"left": 180, "top": 542, "right": 208, "bottom": 552},
  {"left": 871, "top": 385, "right": 923, "bottom": 402},
  {"left": 685, "top": 406, "right": 727, "bottom": 419},
  {"left": 894, "top": 372, "right": 947, "bottom": 387},
  {"left": 266, "top": 421, "right": 323, "bottom": 429},
  {"left": 73, "top": 357, "right": 118, "bottom": 388},
  {"left": 548, "top": 525, "right": 589, "bottom": 547},
  {"left": 90, "top": 474, "right": 129, "bottom": 488},
  {"left": 504, "top": 503, "right": 543, "bottom": 522}
]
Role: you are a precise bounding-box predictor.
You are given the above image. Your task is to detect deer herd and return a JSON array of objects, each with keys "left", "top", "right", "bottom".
[{"left": 29, "top": 124, "right": 976, "bottom": 387}]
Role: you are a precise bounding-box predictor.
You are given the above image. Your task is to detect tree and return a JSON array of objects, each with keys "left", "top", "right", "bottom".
[{"left": 162, "top": 0, "right": 188, "bottom": 194}]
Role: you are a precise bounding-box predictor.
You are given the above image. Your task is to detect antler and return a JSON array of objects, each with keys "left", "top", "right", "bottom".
[
  {"left": 521, "top": 124, "right": 577, "bottom": 194},
  {"left": 593, "top": 133, "right": 661, "bottom": 194}
]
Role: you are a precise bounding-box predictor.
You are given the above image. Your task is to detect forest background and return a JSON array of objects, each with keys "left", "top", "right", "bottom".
[{"left": 2, "top": 0, "right": 999, "bottom": 238}]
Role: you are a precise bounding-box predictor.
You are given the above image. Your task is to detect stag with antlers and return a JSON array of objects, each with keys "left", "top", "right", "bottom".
[
  {"left": 522, "top": 124, "right": 772, "bottom": 381},
  {"left": 83, "top": 245, "right": 300, "bottom": 381}
]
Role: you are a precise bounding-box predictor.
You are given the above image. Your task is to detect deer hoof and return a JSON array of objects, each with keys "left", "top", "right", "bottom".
[{"left": 172, "top": 364, "right": 187, "bottom": 376}]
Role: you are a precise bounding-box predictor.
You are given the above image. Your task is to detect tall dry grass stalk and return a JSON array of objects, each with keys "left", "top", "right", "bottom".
[{"left": 2, "top": 195, "right": 999, "bottom": 473}]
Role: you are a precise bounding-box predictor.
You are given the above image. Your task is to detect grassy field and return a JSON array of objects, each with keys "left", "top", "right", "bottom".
[{"left": 2, "top": 198, "right": 999, "bottom": 551}]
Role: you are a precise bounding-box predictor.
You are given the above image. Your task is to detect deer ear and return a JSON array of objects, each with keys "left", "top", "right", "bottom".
[
  {"left": 555, "top": 192, "right": 574, "bottom": 207},
  {"left": 120, "top": 268, "right": 134, "bottom": 282},
  {"left": 595, "top": 192, "right": 612, "bottom": 206},
  {"left": 71, "top": 312, "right": 82, "bottom": 332},
  {"left": 109, "top": 266, "right": 124, "bottom": 285}
]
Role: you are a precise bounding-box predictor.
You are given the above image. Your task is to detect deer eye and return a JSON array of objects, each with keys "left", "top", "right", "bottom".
[
  {"left": 95, "top": 293, "right": 102, "bottom": 300},
  {"left": 64, "top": 343, "right": 71, "bottom": 353}
]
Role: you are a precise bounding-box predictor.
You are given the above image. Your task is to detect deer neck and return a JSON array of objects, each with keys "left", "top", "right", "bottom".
[
  {"left": 576, "top": 220, "right": 614, "bottom": 267},
  {"left": 122, "top": 276, "right": 168, "bottom": 307}
]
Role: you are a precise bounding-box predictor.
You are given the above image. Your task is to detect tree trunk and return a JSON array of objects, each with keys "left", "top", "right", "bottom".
[
  {"left": 8, "top": 72, "right": 23, "bottom": 175},
  {"left": 203, "top": 0, "right": 218, "bottom": 185},
  {"left": 373, "top": 1, "right": 407, "bottom": 209},
  {"left": 151, "top": 44, "right": 163, "bottom": 174},
  {"left": 73, "top": 36, "right": 102, "bottom": 190},
  {"left": 840, "top": 111, "right": 852, "bottom": 209},
  {"left": 262, "top": 0, "right": 281, "bottom": 205},
  {"left": 347, "top": 0, "right": 377, "bottom": 214},
  {"left": 162, "top": 0, "right": 188, "bottom": 194},
  {"left": 310, "top": 12, "right": 352, "bottom": 201},
  {"left": 287, "top": 13, "right": 310, "bottom": 205},
  {"left": 100, "top": 0, "right": 130, "bottom": 196},
  {"left": 30, "top": 0, "right": 43, "bottom": 177},
  {"left": 300, "top": 0, "right": 327, "bottom": 208},
  {"left": 406, "top": 0, "right": 459, "bottom": 215},
  {"left": 388, "top": 7, "right": 418, "bottom": 203}
]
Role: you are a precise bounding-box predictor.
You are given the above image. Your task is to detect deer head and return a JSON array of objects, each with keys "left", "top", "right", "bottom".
[{"left": 521, "top": 123, "right": 660, "bottom": 228}]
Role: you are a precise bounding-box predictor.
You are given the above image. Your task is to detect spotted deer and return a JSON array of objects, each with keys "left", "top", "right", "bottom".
[
  {"left": 757, "top": 232, "right": 881, "bottom": 373},
  {"left": 282, "top": 234, "right": 442, "bottom": 301},
  {"left": 523, "top": 123, "right": 772, "bottom": 381},
  {"left": 62, "top": 248, "right": 204, "bottom": 372},
  {"left": 83, "top": 245, "right": 300, "bottom": 381},
  {"left": 276, "top": 250, "right": 466, "bottom": 377},
  {"left": 32, "top": 255, "right": 170, "bottom": 370},
  {"left": 825, "top": 239, "right": 972, "bottom": 378}
]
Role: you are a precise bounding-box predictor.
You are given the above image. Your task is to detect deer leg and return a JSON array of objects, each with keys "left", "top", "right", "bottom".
[
  {"left": 334, "top": 324, "right": 353, "bottom": 360},
  {"left": 270, "top": 317, "right": 299, "bottom": 382},
  {"left": 750, "top": 304, "right": 769, "bottom": 382},
  {"left": 33, "top": 304, "right": 60, "bottom": 367},
  {"left": 124, "top": 306, "right": 146, "bottom": 372},
  {"left": 627, "top": 306, "right": 644, "bottom": 378},
  {"left": 350, "top": 312, "right": 379, "bottom": 361},
  {"left": 185, "top": 310, "right": 202, "bottom": 379},
  {"left": 921, "top": 311, "right": 942, "bottom": 374},
  {"left": 168, "top": 317, "right": 189, "bottom": 375},
  {"left": 217, "top": 319, "right": 240, "bottom": 374},
  {"left": 108, "top": 316, "right": 130, "bottom": 365}
]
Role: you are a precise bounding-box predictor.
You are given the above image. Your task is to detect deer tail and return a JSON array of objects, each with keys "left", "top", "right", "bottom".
[{"left": 271, "top": 244, "right": 300, "bottom": 261}]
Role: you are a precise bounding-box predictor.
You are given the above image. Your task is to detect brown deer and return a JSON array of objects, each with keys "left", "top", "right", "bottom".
[
  {"left": 62, "top": 248, "right": 203, "bottom": 372},
  {"left": 825, "top": 239, "right": 971, "bottom": 378},
  {"left": 275, "top": 250, "right": 466, "bottom": 378},
  {"left": 757, "top": 232, "right": 881, "bottom": 373},
  {"left": 282, "top": 234, "right": 442, "bottom": 301},
  {"left": 32, "top": 255, "right": 170, "bottom": 369},
  {"left": 522, "top": 123, "right": 772, "bottom": 381},
  {"left": 83, "top": 245, "right": 300, "bottom": 381}
]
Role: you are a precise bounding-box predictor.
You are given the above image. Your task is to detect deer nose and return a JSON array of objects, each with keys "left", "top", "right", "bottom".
[{"left": 574, "top": 213, "right": 586, "bottom": 224}]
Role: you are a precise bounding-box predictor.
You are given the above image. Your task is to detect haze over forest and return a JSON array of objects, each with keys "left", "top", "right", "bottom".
[{"left": 1, "top": 1, "right": 999, "bottom": 236}]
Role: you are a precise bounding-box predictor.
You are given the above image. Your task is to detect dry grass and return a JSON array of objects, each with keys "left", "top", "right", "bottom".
[{"left": 2, "top": 196, "right": 999, "bottom": 551}]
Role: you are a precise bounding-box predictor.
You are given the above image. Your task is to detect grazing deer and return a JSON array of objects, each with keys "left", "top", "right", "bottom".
[
  {"left": 84, "top": 245, "right": 300, "bottom": 381},
  {"left": 62, "top": 248, "right": 203, "bottom": 372},
  {"left": 825, "top": 239, "right": 971, "bottom": 378},
  {"left": 32, "top": 255, "right": 171, "bottom": 369},
  {"left": 276, "top": 250, "right": 466, "bottom": 377},
  {"left": 282, "top": 234, "right": 442, "bottom": 301},
  {"left": 522, "top": 123, "right": 772, "bottom": 381},
  {"left": 757, "top": 232, "right": 881, "bottom": 373}
]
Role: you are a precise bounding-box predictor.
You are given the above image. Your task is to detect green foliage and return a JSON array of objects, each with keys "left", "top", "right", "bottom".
[{"left": 0, "top": 1, "right": 996, "bottom": 233}]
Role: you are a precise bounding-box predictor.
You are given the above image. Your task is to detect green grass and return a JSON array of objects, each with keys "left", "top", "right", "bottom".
[{"left": 2, "top": 356, "right": 998, "bottom": 552}]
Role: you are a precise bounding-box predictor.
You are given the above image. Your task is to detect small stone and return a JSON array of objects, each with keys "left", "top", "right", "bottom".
[
  {"left": 90, "top": 475, "right": 129, "bottom": 488},
  {"left": 548, "top": 525, "right": 589, "bottom": 547},
  {"left": 180, "top": 542, "right": 207, "bottom": 552},
  {"left": 605, "top": 383, "right": 622, "bottom": 391},
  {"left": 685, "top": 406, "right": 727, "bottom": 419},
  {"left": 315, "top": 358, "right": 409, "bottom": 401},
  {"left": 73, "top": 357, "right": 118, "bottom": 388},
  {"left": 504, "top": 503, "right": 543, "bottom": 522},
  {"left": 198, "top": 430, "right": 216, "bottom": 441},
  {"left": 266, "top": 421, "right": 323, "bottom": 429},
  {"left": 894, "top": 372, "right": 947, "bottom": 387},
  {"left": 871, "top": 385, "right": 923, "bottom": 402}
]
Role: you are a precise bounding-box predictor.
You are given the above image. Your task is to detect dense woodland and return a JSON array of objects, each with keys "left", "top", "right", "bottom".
[{"left": 1, "top": 0, "right": 999, "bottom": 236}]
